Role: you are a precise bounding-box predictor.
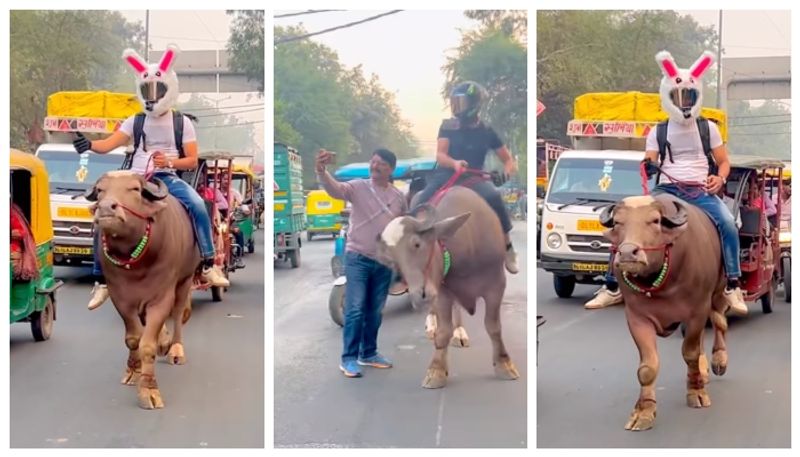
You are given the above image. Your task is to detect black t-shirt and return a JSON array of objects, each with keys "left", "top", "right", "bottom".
[{"left": 437, "top": 119, "right": 504, "bottom": 170}]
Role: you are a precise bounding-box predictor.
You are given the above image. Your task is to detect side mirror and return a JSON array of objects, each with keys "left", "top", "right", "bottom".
[{"left": 536, "top": 186, "right": 546, "bottom": 199}]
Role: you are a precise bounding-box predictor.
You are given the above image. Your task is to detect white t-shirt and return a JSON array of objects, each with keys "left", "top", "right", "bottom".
[
  {"left": 645, "top": 119, "right": 723, "bottom": 185},
  {"left": 119, "top": 112, "right": 197, "bottom": 175}
]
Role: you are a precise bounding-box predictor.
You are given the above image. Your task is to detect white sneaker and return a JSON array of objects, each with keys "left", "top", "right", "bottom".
[
  {"left": 724, "top": 287, "right": 748, "bottom": 316},
  {"left": 505, "top": 247, "right": 519, "bottom": 274},
  {"left": 88, "top": 282, "right": 109, "bottom": 310},
  {"left": 202, "top": 265, "right": 230, "bottom": 287},
  {"left": 585, "top": 285, "right": 624, "bottom": 309}
]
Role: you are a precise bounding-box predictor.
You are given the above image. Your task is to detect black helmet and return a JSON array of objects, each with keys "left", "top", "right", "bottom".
[{"left": 449, "top": 81, "right": 486, "bottom": 122}]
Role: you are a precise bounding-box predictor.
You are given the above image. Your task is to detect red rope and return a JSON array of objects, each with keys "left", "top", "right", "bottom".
[
  {"left": 430, "top": 168, "right": 491, "bottom": 205},
  {"left": 639, "top": 161, "right": 651, "bottom": 195}
]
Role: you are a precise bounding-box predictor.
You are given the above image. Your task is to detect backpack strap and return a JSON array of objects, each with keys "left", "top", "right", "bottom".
[
  {"left": 696, "top": 116, "right": 718, "bottom": 176},
  {"left": 173, "top": 110, "right": 185, "bottom": 159},
  {"left": 656, "top": 120, "right": 671, "bottom": 165},
  {"left": 132, "top": 112, "right": 147, "bottom": 153}
]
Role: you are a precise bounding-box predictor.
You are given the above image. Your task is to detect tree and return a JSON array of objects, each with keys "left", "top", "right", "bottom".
[
  {"left": 227, "top": 10, "right": 264, "bottom": 95},
  {"left": 444, "top": 11, "right": 528, "bottom": 186},
  {"left": 178, "top": 94, "right": 257, "bottom": 155},
  {"left": 10, "top": 10, "right": 144, "bottom": 150}
]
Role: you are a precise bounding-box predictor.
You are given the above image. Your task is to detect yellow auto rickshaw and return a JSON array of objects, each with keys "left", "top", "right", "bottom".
[
  {"left": 305, "top": 189, "right": 345, "bottom": 241},
  {"left": 10, "top": 149, "right": 63, "bottom": 341}
]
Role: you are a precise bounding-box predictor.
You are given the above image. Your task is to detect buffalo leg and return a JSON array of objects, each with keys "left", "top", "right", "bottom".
[
  {"left": 624, "top": 309, "right": 659, "bottom": 431},
  {"left": 484, "top": 284, "right": 518, "bottom": 380},
  {"left": 682, "top": 316, "right": 712, "bottom": 408},
  {"left": 709, "top": 297, "right": 729, "bottom": 376},
  {"left": 137, "top": 300, "right": 172, "bottom": 409},
  {"left": 422, "top": 290, "right": 453, "bottom": 389},
  {"left": 120, "top": 316, "right": 144, "bottom": 386},
  {"left": 167, "top": 280, "right": 193, "bottom": 365},
  {"left": 450, "top": 304, "right": 470, "bottom": 348}
]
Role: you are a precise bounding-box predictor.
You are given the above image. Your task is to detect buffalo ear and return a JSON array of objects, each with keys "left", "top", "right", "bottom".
[
  {"left": 432, "top": 212, "right": 471, "bottom": 240},
  {"left": 79, "top": 185, "right": 98, "bottom": 202}
]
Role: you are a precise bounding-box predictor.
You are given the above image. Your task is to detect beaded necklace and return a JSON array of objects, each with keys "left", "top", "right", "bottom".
[
  {"left": 102, "top": 222, "right": 152, "bottom": 269},
  {"left": 621, "top": 247, "right": 671, "bottom": 297}
]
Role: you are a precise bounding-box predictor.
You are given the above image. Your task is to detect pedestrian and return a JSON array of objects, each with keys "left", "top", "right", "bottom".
[{"left": 316, "top": 147, "right": 408, "bottom": 378}]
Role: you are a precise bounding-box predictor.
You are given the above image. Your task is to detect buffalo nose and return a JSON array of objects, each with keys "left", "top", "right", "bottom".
[{"left": 618, "top": 243, "right": 641, "bottom": 262}]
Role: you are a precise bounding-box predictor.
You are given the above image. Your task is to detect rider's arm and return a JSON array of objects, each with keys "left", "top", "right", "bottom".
[
  {"left": 90, "top": 131, "right": 130, "bottom": 153},
  {"left": 495, "top": 145, "right": 517, "bottom": 175},
  {"left": 711, "top": 145, "right": 731, "bottom": 182},
  {"left": 316, "top": 169, "right": 353, "bottom": 202},
  {"left": 171, "top": 141, "right": 199, "bottom": 170},
  {"left": 436, "top": 138, "right": 461, "bottom": 169}
]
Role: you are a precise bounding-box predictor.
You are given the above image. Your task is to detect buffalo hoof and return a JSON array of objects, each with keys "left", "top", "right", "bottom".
[
  {"left": 422, "top": 368, "right": 448, "bottom": 389},
  {"left": 450, "top": 327, "right": 470, "bottom": 348},
  {"left": 711, "top": 350, "right": 728, "bottom": 376},
  {"left": 121, "top": 368, "right": 141, "bottom": 386},
  {"left": 686, "top": 388, "right": 711, "bottom": 408},
  {"left": 167, "top": 343, "right": 186, "bottom": 365},
  {"left": 624, "top": 402, "right": 656, "bottom": 431},
  {"left": 494, "top": 359, "right": 520, "bottom": 380},
  {"left": 138, "top": 387, "right": 165, "bottom": 409}
]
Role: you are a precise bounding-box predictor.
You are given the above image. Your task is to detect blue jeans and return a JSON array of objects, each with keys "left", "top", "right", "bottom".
[
  {"left": 91, "top": 173, "right": 215, "bottom": 276},
  {"left": 606, "top": 184, "right": 741, "bottom": 286},
  {"left": 342, "top": 251, "right": 393, "bottom": 363}
]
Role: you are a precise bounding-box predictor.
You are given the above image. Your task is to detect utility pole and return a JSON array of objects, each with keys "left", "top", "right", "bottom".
[
  {"left": 145, "top": 10, "right": 150, "bottom": 60},
  {"left": 716, "top": 10, "right": 723, "bottom": 108}
]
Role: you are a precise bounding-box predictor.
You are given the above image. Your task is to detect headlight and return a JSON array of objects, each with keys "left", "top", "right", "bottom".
[
  {"left": 779, "top": 231, "right": 791, "bottom": 244},
  {"left": 546, "top": 233, "right": 562, "bottom": 249}
]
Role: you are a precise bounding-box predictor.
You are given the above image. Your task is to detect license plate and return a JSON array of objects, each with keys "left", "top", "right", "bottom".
[
  {"left": 572, "top": 262, "right": 608, "bottom": 272},
  {"left": 54, "top": 246, "right": 92, "bottom": 255},
  {"left": 57, "top": 206, "right": 92, "bottom": 219},
  {"left": 577, "top": 219, "right": 603, "bottom": 232}
]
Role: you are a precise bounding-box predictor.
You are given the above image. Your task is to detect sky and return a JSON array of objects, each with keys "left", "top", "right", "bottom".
[
  {"left": 680, "top": 10, "right": 790, "bottom": 58},
  {"left": 274, "top": 10, "right": 491, "bottom": 153},
  {"left": 120, "top": 10, "right": 265, "bottom": 160}
]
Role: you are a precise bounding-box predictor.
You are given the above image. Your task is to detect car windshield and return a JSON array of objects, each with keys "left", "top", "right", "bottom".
[
  {"left": 546, "top": 157, "right": 654, "bottom": 205},
  {"left": 38, "top": 150, "right": 125, "bottom": 192}
]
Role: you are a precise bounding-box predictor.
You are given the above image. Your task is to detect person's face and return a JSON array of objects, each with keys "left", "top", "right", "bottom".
[{"left": 370, "top": 154, "right": 394, "bottom": 181}]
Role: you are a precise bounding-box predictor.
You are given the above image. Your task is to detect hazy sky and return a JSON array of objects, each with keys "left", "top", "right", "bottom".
[
  {"left": 275, "top": 10, "right": 489, "bottom": 152},
  {"left": 680, "top": 10, "right": 790, "bottom": 58},
  {"left": 120, "top": 10, "right": 264, "bottom": 157}
]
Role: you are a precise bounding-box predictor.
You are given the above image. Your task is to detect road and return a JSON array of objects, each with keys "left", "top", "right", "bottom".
[
  {"left": 536, "top": 269, "right": 791, "bottom": 448},
  {"left": 10, "top": 232, "right": 265, "bottom": 448},
  {"left": 274, "top": 222, "right": 528, "bottom": 448}
]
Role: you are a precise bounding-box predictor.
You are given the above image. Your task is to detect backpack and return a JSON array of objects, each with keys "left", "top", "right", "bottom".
[
  {"left": 655, "top": 116, "right": 718, "bottom": 180},
  {"left": 132, "top": 110, "right": 196, "bottom": 158}
]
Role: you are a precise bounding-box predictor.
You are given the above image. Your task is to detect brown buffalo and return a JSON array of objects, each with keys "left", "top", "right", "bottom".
[
  {"left": 378, "top": 186, "right": 519, "bottom": 388},
  {"left": 86, "top": 171, "right": 201, "bottom": 409},
  {"left": 600, "top": 194, "right": 729, "bottom": 431}
]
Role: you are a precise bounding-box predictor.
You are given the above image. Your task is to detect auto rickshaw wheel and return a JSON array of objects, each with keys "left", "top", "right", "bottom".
[
  {"left": 31, "top": 295, "right": 54, "bottom": 342},
  {"left": 307, "top": 232, "right": 314, "bottom": 242},
  {"left": 289, "top": 248, "right": 301, "bottom": 268},
  {"left": 761, "top": 277, "right": 775, "bottom": 314},
  {"left": 329, "top": 284, "right": 345, "bottom": 327},
  {"left": 782, "top": 256, "right": 791, "bottom": 302}
]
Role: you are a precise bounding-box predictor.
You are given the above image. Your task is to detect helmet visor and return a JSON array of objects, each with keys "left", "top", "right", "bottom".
[
  {"left": 450, "top": 93, "right": 471, "bottom": 116},
  {"left": 140, "top": 82, "right": 168, "bottom": 103},
  {"left": 669, "top": 88, "right": 699, "bottom": 110}
]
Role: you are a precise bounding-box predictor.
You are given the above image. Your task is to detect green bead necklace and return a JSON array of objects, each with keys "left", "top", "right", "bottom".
[
  {"left": 102, "top": 222, "right": 152, "bottom": 270},
  {"left": 621, "top": 248, "right": 671, "bottom": 297}
]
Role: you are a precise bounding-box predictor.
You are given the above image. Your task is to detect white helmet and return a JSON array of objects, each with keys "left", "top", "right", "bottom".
[
  {"left": 122, "top": 44, "right": 180, "bottom": 118},
  {"left": 655, "top": 50, "right": 714, "bottom": 125}
]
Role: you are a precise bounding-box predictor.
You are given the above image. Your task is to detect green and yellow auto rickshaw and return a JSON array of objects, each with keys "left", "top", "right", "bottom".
[
  {"left": 10, "top": 149, "right": 63, "bottom": 341},
  {"left": 231, "top": 164, "right": 257, "bottom": 254},
  {"left": 305, "top": 189, "right": 345, "bottom": 241}
]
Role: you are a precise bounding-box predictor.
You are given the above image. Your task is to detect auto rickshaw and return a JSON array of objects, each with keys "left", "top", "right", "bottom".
[
  {"left": 10, "top": 149, "right": 63, "bottom": 341},
  {"left": 231, "top": 164, "right": 257, "bottom": 254},
  {"left": 305, "top": 189, "right": 345, "bottom": 241}
]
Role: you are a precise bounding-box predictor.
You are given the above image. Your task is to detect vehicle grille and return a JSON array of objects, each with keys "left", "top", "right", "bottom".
[
  {"left": 566, "top": 234, "right": 611, "bottom": 253},
  {"left": 54, "top": 220, "right": 94, "bottom": 238}
]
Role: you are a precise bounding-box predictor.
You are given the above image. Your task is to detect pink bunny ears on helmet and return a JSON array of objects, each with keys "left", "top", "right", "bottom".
[
  {"left": 122, "top": 44, "right": 180, "bottom": 75},
  {"left": 655, "top": 50, "right": 715, "bottom": 79}
]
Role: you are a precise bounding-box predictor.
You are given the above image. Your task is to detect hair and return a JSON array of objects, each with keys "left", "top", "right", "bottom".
[{"left": 373, "top": 148, "right": 397, "bottom": 169}]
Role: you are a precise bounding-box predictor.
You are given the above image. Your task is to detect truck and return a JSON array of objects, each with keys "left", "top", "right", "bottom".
[
  {"left": 37, "top": 91, "right": 140, "bottom": 266},
  {"left": 537, "top": 91, "right": 727, "bottom": 298},
  {"left": 273, "top": 143, "right": 305, "bottom": 268}
]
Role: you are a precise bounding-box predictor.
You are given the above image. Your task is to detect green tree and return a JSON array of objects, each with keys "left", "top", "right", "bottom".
[
  {"left": 444, "top": 11, "right": 528, "bottom": 186},
  {"left": 227, "top": 10, "right": 264, "bottom": 95},
  {"left": 10, "top": 10, "right": 144, "bottom": 150}
]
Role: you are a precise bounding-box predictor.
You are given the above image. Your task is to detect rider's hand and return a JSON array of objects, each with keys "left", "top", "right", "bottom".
[
  {"left": 453, "top": 160, "right": 469, "bottom": 173},
  {"left": 642, "top": 159, "right": 659, "bottom": 178},
  {"left": 73, "top": 132, "right": 92, "bottom": 154},
  {"left": 152, "top": 151, "right": 167, "bottom": 168},
  {"left": 504, "top": 160, "right": 517, "bottom": 177},
  {"left": 706, "top": 175, "right": 724, "bottom": 194},
  {"left": 316, "top": 149, "right": 332, "bottom": 174}
]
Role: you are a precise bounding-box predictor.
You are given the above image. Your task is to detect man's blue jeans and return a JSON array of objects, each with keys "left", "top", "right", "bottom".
[
  {"left": 606, "top": 184, "right": 741, "bottom": 286},
  {"left": 342, "top": 251, "right": 393, "bottom": 363},
  {"left": 91, "top": 172, "right": 216, "bottom": 277}
]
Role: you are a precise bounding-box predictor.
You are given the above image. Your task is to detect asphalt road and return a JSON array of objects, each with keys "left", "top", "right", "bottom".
[
  {"left": 10, "top": 232, "right": 265, "bottom": 448},
  {"left": 536, "top": 269, "right": 791, "bottom": 448},
  {"left": 274, "top": 222, "right": 528, "bottom": 448}
]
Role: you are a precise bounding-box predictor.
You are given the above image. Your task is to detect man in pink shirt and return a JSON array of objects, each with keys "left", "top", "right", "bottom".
[{"left": 316, "top": 148, "right": 407, "bottom": 378}]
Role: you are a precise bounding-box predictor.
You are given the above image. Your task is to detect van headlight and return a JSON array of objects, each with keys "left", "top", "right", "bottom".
[{"left": 546, "top": 233, "right": 562, "bottom": 249}]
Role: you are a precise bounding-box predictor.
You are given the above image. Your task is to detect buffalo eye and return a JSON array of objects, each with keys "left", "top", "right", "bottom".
[
  {"left": 414, "top": 242, "right": 421, "bottom": 249},
  {"left": 650, "top": 218, "right": 660, "bottom": 225}
]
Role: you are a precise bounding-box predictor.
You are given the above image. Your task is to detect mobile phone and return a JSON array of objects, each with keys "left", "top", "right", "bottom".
[{"left": 328, "top": 151, "right": 337, "bottom": 164}]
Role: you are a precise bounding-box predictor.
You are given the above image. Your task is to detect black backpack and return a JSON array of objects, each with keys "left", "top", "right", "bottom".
[
  {"left": 655, "top": 116, "right": 718, "bottom": 179},
  {"left": 132, "top": 110, "right": 196, "bottom": 158}
]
